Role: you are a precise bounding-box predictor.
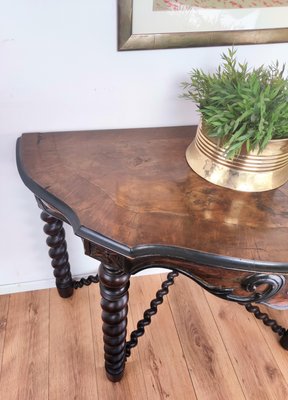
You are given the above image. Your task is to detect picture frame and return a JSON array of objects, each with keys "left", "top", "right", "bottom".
[{"left": 118, "top": 0, "right": 288, "bottom": 50}]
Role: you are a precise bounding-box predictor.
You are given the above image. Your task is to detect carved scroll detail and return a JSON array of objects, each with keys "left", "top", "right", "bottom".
[
  {"left": 240, "top": 274, "right": 285, "bottom": 304},
  {"left": 171, "top": 269, "right": 285, "bottom": 305}
]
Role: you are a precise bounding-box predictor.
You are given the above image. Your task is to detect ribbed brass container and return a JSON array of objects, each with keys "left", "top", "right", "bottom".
[{"left": 186, "top": 123, "right": 288, "bottom": 192}]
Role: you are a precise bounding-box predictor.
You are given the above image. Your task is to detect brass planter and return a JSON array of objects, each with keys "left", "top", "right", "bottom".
[{"left": 186, "top": 124, "right": 288, "bottom": 192}]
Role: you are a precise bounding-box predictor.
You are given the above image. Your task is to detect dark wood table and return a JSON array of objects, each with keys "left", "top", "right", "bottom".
[{"left": 17, "top": 125, "right": 288, "bottom": 382}]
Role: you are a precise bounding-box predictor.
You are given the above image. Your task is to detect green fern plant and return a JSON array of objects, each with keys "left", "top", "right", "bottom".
[{"left": 181, "top": 48, "right": 288, "bottom": 159}]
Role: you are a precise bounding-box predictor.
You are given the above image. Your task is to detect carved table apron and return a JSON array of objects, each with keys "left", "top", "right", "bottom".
[{"left": 16, "top": 126, "right": 288, "bottom": 382}]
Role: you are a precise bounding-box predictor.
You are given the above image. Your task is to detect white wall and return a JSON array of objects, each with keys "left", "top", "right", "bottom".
[{"left": 1, "top": 1, "right": 287, "bottom": 293}]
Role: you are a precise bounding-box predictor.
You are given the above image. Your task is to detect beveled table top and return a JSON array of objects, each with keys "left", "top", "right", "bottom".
[
  {"left": 17, "top": 125, "right": 288, "bottom": 267},
  {"left": 16, "top": 125, "right": 288, "bottom": 382}
]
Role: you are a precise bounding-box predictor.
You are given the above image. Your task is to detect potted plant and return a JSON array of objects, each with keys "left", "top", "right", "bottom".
[{"left": 181, "top": 48, "right": 288, "bottom": 192}]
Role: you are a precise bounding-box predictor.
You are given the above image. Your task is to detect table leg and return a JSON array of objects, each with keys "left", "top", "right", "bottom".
[
  {"left": 99, "top": 262, "right": 130, "bottom": 382},
  {"left": 40, "top": 211, "right": 73, "bottom": 298},
  {"left": 244, "top": 303, "right": 288, "bottom": 349}
]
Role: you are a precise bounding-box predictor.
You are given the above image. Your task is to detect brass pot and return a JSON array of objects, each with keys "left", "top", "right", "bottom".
[{"left": 186, "top": 123, "right": 288, "bottom": 192}]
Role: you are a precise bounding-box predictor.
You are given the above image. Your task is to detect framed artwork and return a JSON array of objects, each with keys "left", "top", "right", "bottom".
[{"left": 118, "top": 0, "right": 288, "bottom": 50}]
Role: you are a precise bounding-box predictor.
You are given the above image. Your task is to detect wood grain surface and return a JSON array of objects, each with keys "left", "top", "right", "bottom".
[
  {"left": 165, "top": 274, "right": 245, "bottom": 400},
  {"left": 0, "top": 291, "right": 49, "bottom": 400},
  {"left": 0, "top": 295, "right": 9, "bottom": 378},
  {"left": 129, "top": 274, "right": 197, "bottom": 400},
  {"left": 17, "top": 126, "right": 288, "bottom": 264},
  {"left": 49, "top": 287, "right": 98, "bottom": 399},
  {"left": 2, "top": 274, "right": 288, "bottom": 399},
  {"left": 205, "top": 290, "right": 288, "bottom": 400}
]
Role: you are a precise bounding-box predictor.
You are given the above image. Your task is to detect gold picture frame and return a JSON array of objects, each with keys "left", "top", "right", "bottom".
[{"left": 118, "top": 0, "right": 288, "bottom": 50}]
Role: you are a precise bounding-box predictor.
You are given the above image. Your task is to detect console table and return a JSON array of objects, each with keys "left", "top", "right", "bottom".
[{"left": 16, "top": 125, "right": 288, "bottom": 382}]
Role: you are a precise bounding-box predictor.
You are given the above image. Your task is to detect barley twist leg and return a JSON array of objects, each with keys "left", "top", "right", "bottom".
[
  {"left": 41, "top": 211, "right": 73, "bottom": 298},
  {"left": 99, "top": 262, "right": 130, "bottom": 382}
]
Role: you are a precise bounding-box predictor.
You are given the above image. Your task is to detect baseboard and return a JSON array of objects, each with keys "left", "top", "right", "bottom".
[
  {"left": 0, "top": 273, "right": 91, "bottom": 295},
  {"left": 0, "top": 268, "right": 167, "bottom": 295}
]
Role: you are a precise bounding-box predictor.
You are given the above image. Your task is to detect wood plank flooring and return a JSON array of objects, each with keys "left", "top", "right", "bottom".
[{"left": 1, "top": 273, "right": 288, "bottom": 400}]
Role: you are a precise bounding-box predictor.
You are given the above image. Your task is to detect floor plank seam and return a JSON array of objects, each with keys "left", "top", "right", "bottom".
[
  {"left": 252, "top": 307, "right": 288, "bottom": 387},
  {"left": 202, "top": 290, "right": 248, "bottom": 400},
  {"left": 127, "top": 296, "right": 149, "bottom": 400},
  {"left": 48, "top": 289, "right": 51, "bottom": 400},
  {"left": 160, "top": 275, "right": 199, "bottom": 400},
  {"left": 130, "top": 276, "right": 166, "bottom": 399},
  {"left": 3, "top": 276, "right": 288, "bottom": 399},
  {"left": 0, "top": 294, "right": 10, "bottom": 385},
  {"left": 88, "top": 286, "right": 100, "bottom": 400}
]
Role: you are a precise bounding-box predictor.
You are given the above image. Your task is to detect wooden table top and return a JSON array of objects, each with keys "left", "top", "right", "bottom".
[{"left": 17, "top": 126, "right": 288, "bottom": 265}]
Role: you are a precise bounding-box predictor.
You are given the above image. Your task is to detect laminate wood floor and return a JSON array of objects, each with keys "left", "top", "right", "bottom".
[{"left": 1, "top": 273, "right": 288, "bottom": 400}]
